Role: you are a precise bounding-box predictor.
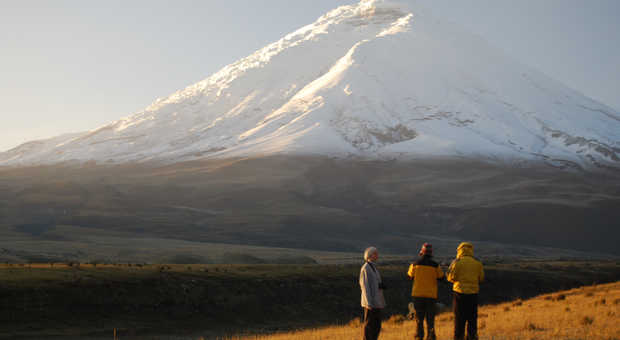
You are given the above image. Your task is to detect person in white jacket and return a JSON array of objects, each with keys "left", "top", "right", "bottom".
[{"left": 359, "top": 246, "right": 386, "bottom": 340}]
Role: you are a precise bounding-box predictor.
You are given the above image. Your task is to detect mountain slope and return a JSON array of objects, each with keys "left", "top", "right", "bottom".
[
  {"left": 2, "top": 0, "right": 619, "bottom": 168},
  {"left": 2, "top": 156, "right": 620, "bottom": 255}
]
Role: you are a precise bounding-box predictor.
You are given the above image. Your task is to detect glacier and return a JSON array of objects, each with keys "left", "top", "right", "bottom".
[{"left": 2, "top": 0, "right": 619, "bottom": 169}]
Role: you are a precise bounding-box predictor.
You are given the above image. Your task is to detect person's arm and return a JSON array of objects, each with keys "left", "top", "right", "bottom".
[
  {"left": 407, "top": 263, "right": 415, "bottom": 281},
  {"left": 360, "top": 266, "right": 374, "bottom": 309},
  {"left": 436, "top": 264, "right": 444, "bottom": 279},
  {"left": 446, "top": 260, "right": 457, "bottom": 283}
]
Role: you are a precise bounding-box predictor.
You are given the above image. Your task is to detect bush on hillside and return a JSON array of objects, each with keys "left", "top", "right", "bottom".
[
  {"left": 166, "top": 254, "right": 210, "bottom": 264},
  {"left": 268, "top": 255, "right": 317, "bottom": 264},
  {"left": 221, "top": 252, "right": 266, "bottom": 264}
]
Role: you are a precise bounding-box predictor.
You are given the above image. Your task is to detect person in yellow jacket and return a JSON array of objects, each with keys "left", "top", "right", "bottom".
[
  {"left": 407, "top": 243, "right": 444, "bottom": 340},
  {"left": 447, "top": 242, "right": 484, "bottom": 340}
]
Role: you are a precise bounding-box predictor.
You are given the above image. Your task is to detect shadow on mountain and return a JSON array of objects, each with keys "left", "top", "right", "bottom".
[{"left": 1, "top": 155, "right": 619, "bottom": 258}]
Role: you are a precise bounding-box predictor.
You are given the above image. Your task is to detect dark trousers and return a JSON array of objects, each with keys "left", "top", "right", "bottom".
[
  {"left": 362, "top": 308, "right": 382, "bottom": 340},
  {"left": 453, "top": 292, "right": 478, "bottom": 340},
  {"left": 413, "top": 297, "right": 436, "bottom": 340}
]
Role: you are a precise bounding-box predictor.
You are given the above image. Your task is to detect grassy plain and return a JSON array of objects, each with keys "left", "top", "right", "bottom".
[
  {"left": 229, "top": 281, "right": 620, "bottom": 340},
  {"left": 0, "top": 222, "right": 610, "bottom": 265},
  {"left": 0, "top": 260, "right": 619, "bottom": 339}
]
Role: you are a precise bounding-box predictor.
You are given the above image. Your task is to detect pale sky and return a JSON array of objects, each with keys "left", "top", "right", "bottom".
[{"left": 1, "top": 0, "right": 619, "bottom": 152}]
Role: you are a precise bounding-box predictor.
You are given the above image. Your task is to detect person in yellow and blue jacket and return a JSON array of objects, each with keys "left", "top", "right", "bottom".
[
  {"left": 447, "top": 242, "right": 484, "bottom": 340},
  {"left": 407, "top": 243, "right": 444, "bottom": 340}
]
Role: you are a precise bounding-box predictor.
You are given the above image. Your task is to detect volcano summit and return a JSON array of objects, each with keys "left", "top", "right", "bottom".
[{"left": 2, "top": 0, "right": 619, "bottom": 169}]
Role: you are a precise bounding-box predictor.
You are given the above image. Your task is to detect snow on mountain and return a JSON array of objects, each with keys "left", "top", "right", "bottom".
[{"left": 2, "top": 0, "right": 619, "bottom": 168}]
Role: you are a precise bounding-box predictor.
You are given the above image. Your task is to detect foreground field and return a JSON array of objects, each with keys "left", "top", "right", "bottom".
[
  {"left": 1, "top": 261, "right": 619, "bottom": 339},
  {"left": 230, "top": 281, "right": 620, "bottom": 340}
]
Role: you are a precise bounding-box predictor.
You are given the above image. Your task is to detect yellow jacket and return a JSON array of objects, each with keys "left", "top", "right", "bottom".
[
  {"left": 407, "top": 255, "right": 444, "bottom": 298},
  {"left": 447, "top": 242, "right": 484, "bottom": 294}
]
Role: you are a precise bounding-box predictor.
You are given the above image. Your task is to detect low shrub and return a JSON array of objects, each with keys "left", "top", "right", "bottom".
[
  {"left": 526, "top": 322, "right": 543, "bottom": 331},
  {"left": 347, "top": 318, "right": 361, "bottom": 328},
  {"left": 553, "top": 294, "right": 566, "bottom": 301},
  {"left": 386, "top": 314, "right": 407, "bottom": 324},
  {"left": 581, "top": 316, "right": 594, "bottom": 326}
]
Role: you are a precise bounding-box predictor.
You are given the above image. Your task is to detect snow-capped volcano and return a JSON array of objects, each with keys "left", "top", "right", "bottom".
[{"left": 2, "top": 0, "right": 619, "bottom": 168}]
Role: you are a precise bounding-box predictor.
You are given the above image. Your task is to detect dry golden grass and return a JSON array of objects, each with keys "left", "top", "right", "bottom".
[{"left": 226, "top": 281, "right": 620, "bottom": 340}]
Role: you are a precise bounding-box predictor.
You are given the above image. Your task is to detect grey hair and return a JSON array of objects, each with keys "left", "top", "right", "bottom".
[{"left": 363, "top": 246, "right": 378, "bottom": 261}]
